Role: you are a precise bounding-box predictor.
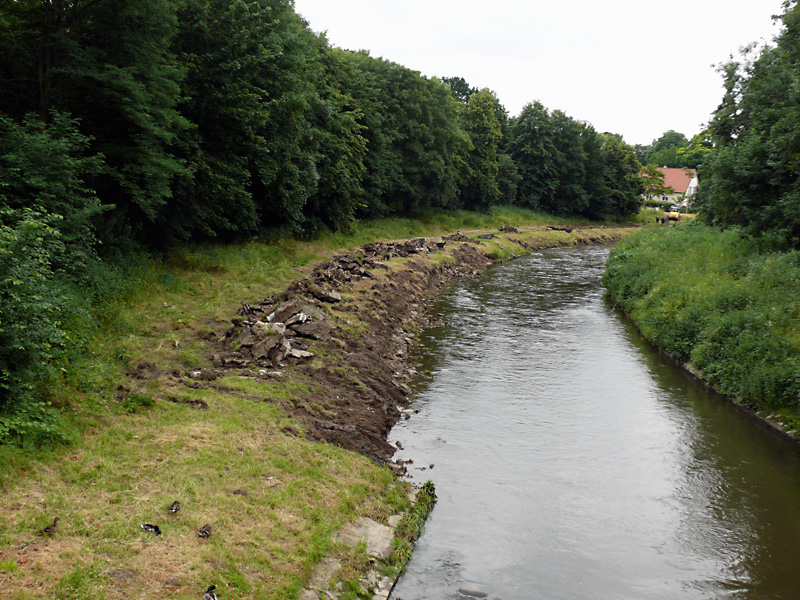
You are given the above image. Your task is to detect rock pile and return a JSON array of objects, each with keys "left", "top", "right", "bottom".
[
  {"left": 218, "top": 238, "right": 450, "bottom": 369},
  {"left": 219, "top": 296, "right": 326, "bottom": 368}
]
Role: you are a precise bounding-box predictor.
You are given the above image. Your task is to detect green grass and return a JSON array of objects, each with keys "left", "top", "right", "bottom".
[
  {"left": 0, "top": 208, "right": 639, "bottom": 599},
  {"left": 604, "top": 222, "right": 800, "bottom": 412}
]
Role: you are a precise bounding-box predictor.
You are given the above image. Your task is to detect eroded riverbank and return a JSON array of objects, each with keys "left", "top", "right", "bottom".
[{"left": 205, "top": 225, "right": 636, "bottom": 466}]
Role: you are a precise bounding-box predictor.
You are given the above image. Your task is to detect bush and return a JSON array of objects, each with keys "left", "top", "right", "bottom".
[
  {"left": 603, "top": 223, "right": 800, "bottom": 410},
  {"left": 0, "top": 209, "right": 75, "bottom": 445}
]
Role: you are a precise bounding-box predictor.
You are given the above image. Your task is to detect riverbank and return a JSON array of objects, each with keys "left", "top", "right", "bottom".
[
  {"left": 603, "top": 224, "right": 800, "bottom": 446},
  {"left": 0, "top": 219, "right": 636, "bottom": 599},
  {"left": 212, "top": 224, "right": 636, "bottom": 465}
]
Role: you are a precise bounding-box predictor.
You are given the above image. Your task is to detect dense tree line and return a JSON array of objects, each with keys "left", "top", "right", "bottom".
[
  {"left": 634, "top": 130, "right": 712, "bottom": 170},
  {"left": 0, "top": 0, "right": 645, "bottom": 443},
  {"left": 698, "top": 0, "right": 800, "bottom": 249}
]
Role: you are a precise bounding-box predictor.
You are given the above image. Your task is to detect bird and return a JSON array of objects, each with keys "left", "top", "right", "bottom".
[
  {"left": 37, "top": 517, "right": 60, "bottom": 537},
  {"left": 202, "top": 584, "right": 218, "bottom": 600},
  {"left": 198, "top": 524, "right": 212, "bottom": 538},
  {"left": 140, "top": 523, "right": 162, "bottom": 535},
  {"left": 168, "top": 501, "right": 181, "bottom": 514}
]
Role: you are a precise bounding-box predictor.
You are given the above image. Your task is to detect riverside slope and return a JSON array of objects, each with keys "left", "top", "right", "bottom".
[
  {"left": 209, "top": 225, "right": 636, "bottom": 466},
  {"left": 0, "top": 223, "right": 636, "bottom": 600}
]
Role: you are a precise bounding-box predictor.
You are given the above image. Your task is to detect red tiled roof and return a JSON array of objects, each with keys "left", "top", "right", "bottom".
[{"left": 657, "top": 168, "right": 695, "bottom": 194}]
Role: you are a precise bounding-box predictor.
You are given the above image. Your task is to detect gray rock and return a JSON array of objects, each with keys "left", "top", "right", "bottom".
[
  {"left": 373, "top": 576, "right": 395, "bottom": 599},
  {"left": 251, "top": 334, "right": 283, "bottom": 360},
  {"left": 253, "top": 321, "right": 286, "bottom": 336},
  {"left": 307, "top": 558, "right": 342, "bottom": 591},
  {"left": 274, "top": 299, "right": 304, "bottom": 323},
  {"left": 292, "top": 320, "right": 331, "bottom": 340},
  {"left": 284, "top": 312, "right": 308, "bottom": 327},
  {"left": 338, "top": 517, "right": 394, "bottom": 560},
  {"left": 268, "top": 337, "right": 291, "bottom": 365},
  {"left": 458, "top": 587, "right": 489, "bottom": 598},
  {"left": 287, "top": 348, "right": 313, "bottom": 360},
  {"left": 312, "top": 287, "right": 342, "bottom": 303},
  {"left": 302, "top": 304, "right": 328, "bottom": 321}
]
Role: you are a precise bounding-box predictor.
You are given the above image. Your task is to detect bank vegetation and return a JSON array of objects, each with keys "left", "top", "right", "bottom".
[{"left": 604, "top": 2, "right": 800, "bottom": 428}]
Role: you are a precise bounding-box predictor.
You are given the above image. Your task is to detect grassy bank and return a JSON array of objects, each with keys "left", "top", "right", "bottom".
[
  {"left": 603, "top": 223, "right": 800, "bottom": 424},
  {"left": 0, "top": 208, "right": 635, "bottom": 599}
]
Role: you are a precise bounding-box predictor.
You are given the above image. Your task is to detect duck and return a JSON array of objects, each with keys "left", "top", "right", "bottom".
[
  {"left": 202, "top": 584, "right": 218, "bottom": 600},
  {"left": 37, "top": 517, "right": 60, "bottom": 537},
  {"left": 140, "top": 523, "right": 162, "bottom": 535},
  {"left": 169, "top": 501, "right": 181, "bottom": 514},
  {"left": 198, "top": 524, "right": 212, "bottom": 538}
]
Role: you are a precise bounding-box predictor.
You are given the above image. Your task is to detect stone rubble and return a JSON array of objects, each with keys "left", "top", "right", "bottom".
[
  {"left": 300, "top": 485, "right": 430, "bottom": 600},
  {"left": 218, "top": 236, "right": 456, "bottom": 371}
]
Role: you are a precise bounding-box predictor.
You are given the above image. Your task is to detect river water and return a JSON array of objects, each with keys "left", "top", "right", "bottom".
[{"left": 389, "top": 245, "right": 800, "bottom": 600}]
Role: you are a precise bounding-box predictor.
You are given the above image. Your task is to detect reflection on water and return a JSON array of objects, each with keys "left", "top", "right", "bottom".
[{"left": 390, "top": 246, "right": 800, "bottom": 600}]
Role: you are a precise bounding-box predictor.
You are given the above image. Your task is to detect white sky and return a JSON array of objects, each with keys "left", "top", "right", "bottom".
[{"left": 293, "top": 0, "right": 785, "bottom": 146}]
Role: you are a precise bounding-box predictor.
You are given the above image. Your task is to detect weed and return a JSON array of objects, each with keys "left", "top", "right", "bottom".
[{"left": 119, "top": 394, "right": 155, "bottom": 414}]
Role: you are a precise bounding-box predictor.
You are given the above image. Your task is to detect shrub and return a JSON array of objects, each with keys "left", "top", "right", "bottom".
[
  {"left": 0, "top": 209, "right": 74, "bottom": 445},
  {"left": 604, "top": 223, "right": 800, "bottom": 410}
]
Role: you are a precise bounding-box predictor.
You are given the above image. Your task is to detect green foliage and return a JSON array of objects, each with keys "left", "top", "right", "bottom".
[
  {"left": 644, "top": 129, "right": 688, "bottom": 167},
  {"left": 441, "top": 76, "right": 477, "bottom": 103},
  {"left": 119, "top": 394, "right": 155, "bottom": 414},
  {"left": 55, "top": 0, "right": 190, "bottom": 240},
  {"left": 390, "top": 480, "right": 437, "bottom": 569},
  {"left": 604, "top": 224, "right": 800, "bottom": 411},
  {"left": 496, "top": 153, "right": 521, "bottom": 203},
  {"left": 0, "top": 209, "right": 73, "bottom": 446},
  {"left": 0, "top": 111, "right": 106, "bottom": 276},
  {"left": 675, "top": 130, "right": 713, "bottom": 169},
  {"left": 507, "top": 103, "right": 642, "bottom": 217},
  {"left": 701, "top": 2, "right": 800, "bottom": 249},
  {"left": 599, "top": 136, "right": 645, "bottom": 217},
  {"left": 336, "top": 52, "right": 469, "bottom": 217},
  {"left": 506, "top": 101, "right": 558, "bottom": 210},
  {"left": 458, "top": 89, "right": 503, "bottom": 211}
]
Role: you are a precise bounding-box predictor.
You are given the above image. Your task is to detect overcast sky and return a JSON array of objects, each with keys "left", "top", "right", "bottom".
[{"left": 293, "top": 0, "right": 785, "bottom": 146}]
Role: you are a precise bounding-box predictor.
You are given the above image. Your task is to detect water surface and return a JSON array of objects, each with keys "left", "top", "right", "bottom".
[{"left": 390, "top": 245, "right": 800, "bottom": 600}]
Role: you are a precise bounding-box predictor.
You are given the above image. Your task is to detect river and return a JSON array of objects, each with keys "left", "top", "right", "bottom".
[{"left": 389, "top": 245, "right": 800, "bottom": 600}]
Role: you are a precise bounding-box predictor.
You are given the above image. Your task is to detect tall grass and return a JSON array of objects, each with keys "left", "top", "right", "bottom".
[{"left": 603, "top": 222, "right": 800, "bottom": 411}]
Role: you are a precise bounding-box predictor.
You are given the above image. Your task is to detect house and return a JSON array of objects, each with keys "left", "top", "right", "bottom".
[{"left": 657, "top": 167, "right": 696, "bottom": 206}]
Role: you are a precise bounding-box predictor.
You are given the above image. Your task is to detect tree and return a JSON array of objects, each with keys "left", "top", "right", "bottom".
[
  {"left": 644, "top": 129, "right": 688, "bottom": 167},
  {"left": 300, "top": 37, "right": 368, "bottom": 233},
  {"left": 496, "top": 153, "right": 521, "bottom": 204},
  {"left": 168, "top": 0, "right": 271, "bottom": 240},
  {"left": 441, "top": 76, "right": 477, "bottom": 103},
  {"left": 701, "top": 1, "right": 800, "bottom": 248},
  {"left": 51, "top": 0, "right": 190, "bottom": 244},
  {"left": 0, "top": 111, "right": 105, "bottom": 273},
  {"left": 337, "top": 54, "right": 468, "bottom": 216},
  {"left": 599, "top": 136, "right": 645, "bottom": 216},
  {"left": 458, "top": 89, "right": 503, "bottom": 211},
  {"left": 640, "top": 164, "right": 674, "bottom": 201},
  {"left": 675, "top": 130, "right": 713, "bottom": 169},
  {"left": 506, "top": 101, "right": 558, "bottom": 210}
]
